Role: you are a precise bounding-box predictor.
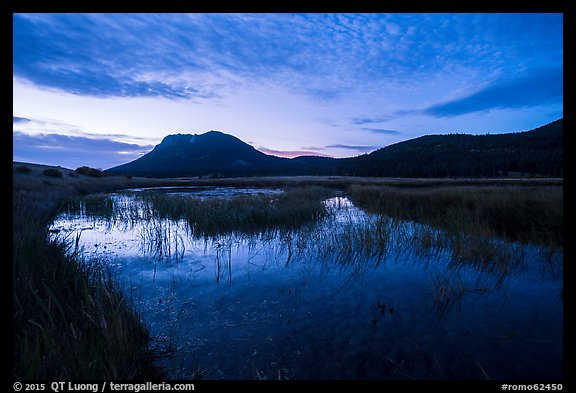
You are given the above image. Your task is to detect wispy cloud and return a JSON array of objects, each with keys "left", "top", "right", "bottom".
[
  {"left": 423, "top": 67, "right": 563, "bottom": 117},
  {"left": 13, "top": 13, "right": 563, "bottom": 105},
  {"left": 257, "top": 146, "right": 328, "bottom": 158},
  {"left": 361, "top": 128, "right": 402, "bottom": 135},
  {"left": 13, "top": 116, "right": 31, "bottom": 123},
  {"left": 13, "top": 115, "right": 156, "bottom": 145},
  {"left": 12, "top": 13, "right": 563, "bottom": 169},
  {"left": 13, "top": 14, "right": 220, "bottom": 99},
  {"left": 305, "top": 87, "right": 343, "bottom": 102},
  {"left": 13, "top": 132, "right": 153, "bottom": 169},
  {"left": 326, "top": 144, "right": 380, "bottom": 153},
  {"left": 350, "top": 116, "right": 392, "bottom": 125}
]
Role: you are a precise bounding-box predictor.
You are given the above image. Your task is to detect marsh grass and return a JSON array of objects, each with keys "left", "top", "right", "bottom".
[
  {"left": 139, "top": 219, "right": 187, "bottom": 263},
  {"left": 347, "top": 185, "right": 563, "bottom": 248},
  {"left": 71, "top": 184, "right": 555, "bottom": 284},
  {"left": 13, "top": 191, "right": 163, "bottom": 379},
  {"left": 42, "top": 183, "right": 565, "bottom": 378},
  {"left": 16, "top": 168, "right": 564, "bottom": 380},
  {"left": 140, "top": 186, "right": 335, "bottom": 238},
  {"left": 345, "top": 185, "right": 562, "bottom": 288},
  {"left": 395, "top": 220, "right": 529, "bottom": 283},
  {"left": 317, "top": 215, "right": 393, "bottom": 268},
  {"left": 63, "top": 187, "right": 335, "bottom": 238},
  {"left": 60, "top": 184, "right": 557, "bottom": 284},
  {"left": 63, "top": 193, "right": 142, "bottom": 224}
]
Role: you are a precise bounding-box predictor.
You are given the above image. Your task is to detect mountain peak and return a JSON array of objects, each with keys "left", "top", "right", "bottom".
[
  {"left": 160, "top": 130, "right": 226, "bottom": 142},
  {"left": 108, "top": 130, "right": 286, "bottom": 177},
  {"left": 107, "top": 120, "right": 562, "bottom": 178}
]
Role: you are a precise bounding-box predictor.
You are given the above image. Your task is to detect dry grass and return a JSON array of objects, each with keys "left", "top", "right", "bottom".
[
  {"left": 347, "top": 185, "right": 563, "bottom": 247},
  {"left": 14, "top": 161, "right": 563, "bottom": 195},
  {"left": 13, "top": 172, "right": 164, "bottom": 379}
]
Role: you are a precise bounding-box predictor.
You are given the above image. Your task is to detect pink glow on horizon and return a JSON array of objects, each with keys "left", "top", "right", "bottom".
[{"left": 257, "top": 147, "right": 331, "bottom": 159}]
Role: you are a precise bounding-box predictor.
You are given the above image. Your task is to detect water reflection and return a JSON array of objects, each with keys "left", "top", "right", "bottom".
[{"left": 50, "top": 188, "right": 563, "bottom": 380}]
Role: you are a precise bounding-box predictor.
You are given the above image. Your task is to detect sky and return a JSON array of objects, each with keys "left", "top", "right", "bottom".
[{"left": 13, "top": 13, "right": 563, "bottom": 170}]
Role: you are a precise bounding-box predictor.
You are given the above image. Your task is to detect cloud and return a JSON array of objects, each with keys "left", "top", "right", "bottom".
[
  {"left": 13, "top": 116, "right": 31, "bottom": 123},
  {"left": 257, "top": 147, "right": 328, "bottom": 158},
  {"left": 13, "top": 13, "right": 325, "bottom": 100},
  {"left": 13, "top": 12, "right": 563, "bottom": 116},
  {"left": 350, "top": 116, "right": 392, "bottom": 125},
  {"left": 12, "top": 131, "right": 153, "bottom": 169},
  {"left": 361, "top": 128, "right": 402, "bottom": 135},
  {"left": 423, "top": 67, "right": 563, "bottom": 117},
  {"left": 305, "top": 88, "right": 343, "bottom": 102},
  {"left": 326, "top": 144, "right": 380, "bottom": 153},
  {"left": 12, "top": 115, "right": 155, "bottom": 145},
  {"left": 12, "top": 14, "right": 218, "bottom": 99}
]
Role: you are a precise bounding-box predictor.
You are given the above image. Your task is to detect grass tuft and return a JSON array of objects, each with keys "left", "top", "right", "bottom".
[
  {"left": 347, "top": 185, "right": 562, "bottom": 248},
  {"left": 13, "top": 191, "right": 163, "bottom": 379}
]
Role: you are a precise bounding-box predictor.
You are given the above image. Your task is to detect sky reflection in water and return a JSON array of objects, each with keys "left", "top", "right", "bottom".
[{"left": 50, "top": 188, "right": 562, "bottom": 380}]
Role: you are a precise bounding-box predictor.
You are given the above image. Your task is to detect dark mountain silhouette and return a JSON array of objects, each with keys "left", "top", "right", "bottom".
[
  {"left": 339, "top": 118, "right": 563, "bottom": 177},
  {"left": 106, "top": 119, "right": 562, "bottom": 178},
  {"left": 107, "top": 131, "right": 289, "bottom": 177}
]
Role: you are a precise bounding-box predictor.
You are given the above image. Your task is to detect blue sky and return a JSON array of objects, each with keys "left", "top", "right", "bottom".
[{"left": 13, "top": 13, "right": 563, "bottom": 170}]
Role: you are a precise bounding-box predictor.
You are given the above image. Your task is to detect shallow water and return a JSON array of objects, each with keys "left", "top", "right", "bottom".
[
  {"left": 124, "top": 186, "right": 283, "bottom": 199},
  {"left": 50, "top": 188, "right": 563, "bottom": 380}
]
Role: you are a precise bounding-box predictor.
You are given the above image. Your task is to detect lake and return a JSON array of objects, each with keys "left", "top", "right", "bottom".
[{"left": 50, "top": 186, "right": 563, "bottom": 380}]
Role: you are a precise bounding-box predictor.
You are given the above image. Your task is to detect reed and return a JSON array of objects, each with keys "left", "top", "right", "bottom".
[
  {"left": 13, "top": 191, "right": 163, "bottom": 379},
  {"left": 347, "top": 185, "right": 563, "bottom": 247},
  {"left": 141, "top": 186, "right": 335, "bottom": 238}
]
